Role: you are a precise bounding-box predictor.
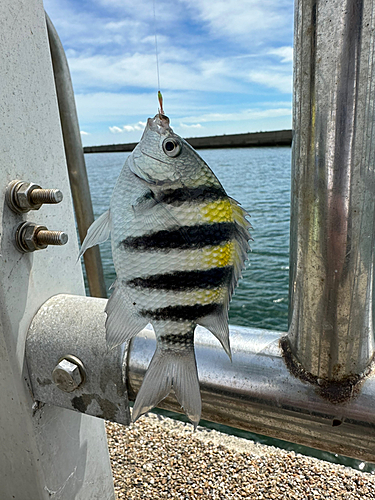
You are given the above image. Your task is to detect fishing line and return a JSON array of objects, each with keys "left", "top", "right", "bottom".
[{"left": 153, "top": 0, "right": 164, "bottom": 114}]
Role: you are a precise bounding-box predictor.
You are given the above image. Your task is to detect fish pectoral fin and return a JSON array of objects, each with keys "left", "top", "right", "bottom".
[
  {"left": 198, "top": 307, "right": 232, "bottom": 361},
  {"left": 105, "top": 282, "right": 148, "bottom": 349},
  {"left": 78, "top": 209, "right": 111, "bottom": 260},
  {"left": 132, "top": 346, "right": 201, "bottom": 429},
  {"left": 133, "top": 191, "right": 186, "bottom": 233}
]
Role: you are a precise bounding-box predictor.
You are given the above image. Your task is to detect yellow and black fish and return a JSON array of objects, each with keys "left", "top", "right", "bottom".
[{"left": 79, "top": 114, "right": 251, "bottom": 428}]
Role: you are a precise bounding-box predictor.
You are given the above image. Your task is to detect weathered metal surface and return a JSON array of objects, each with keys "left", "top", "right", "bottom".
[
  {"left": 26, "top": 294, "right": 131, "bottom": 425},
  {"left": 287, "top": 0, "right": 375, "bottom": 381},
  {"left": 46, "top": 14, "right": 107, "bottom": 299},
  {"left": 128, "top": 326, "right": 375, "bottom": 463}
]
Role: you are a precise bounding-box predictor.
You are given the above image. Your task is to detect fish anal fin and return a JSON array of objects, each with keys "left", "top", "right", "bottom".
[
  {"left": 78, "top": 209, "right": 111, "bottom": 260},
  {"left": 105, "top": 282, "right": 147, "bottom": 349},
  {"left": 198, "top": 308, "right": 231, "bottom": 361}
]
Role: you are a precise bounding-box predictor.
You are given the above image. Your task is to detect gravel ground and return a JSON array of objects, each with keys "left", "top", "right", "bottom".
[{"left": 106, "top": 414, "right": 375, "bottom": 499}]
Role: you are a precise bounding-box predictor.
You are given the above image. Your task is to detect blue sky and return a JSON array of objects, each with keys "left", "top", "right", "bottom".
[{"left": 43, "top": 0, "right": 294, "bottom": 146}]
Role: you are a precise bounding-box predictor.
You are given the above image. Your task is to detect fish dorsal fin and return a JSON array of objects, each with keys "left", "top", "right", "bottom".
[
  {"left": 78, "top": 209, "right": 111, "bottom": 260},
  {"left": 105, "top": 281, "right": 148, "bottom": 349},
  {"left": 230, "top": 197, "right": 251, "bottom": 291}
]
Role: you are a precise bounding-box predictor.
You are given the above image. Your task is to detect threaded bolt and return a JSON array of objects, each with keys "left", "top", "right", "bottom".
[
  {"left": 6, "top": 180, "right": 64, "bottom": 213},
  {"left": 29, "top": 188, "right": 63, "bottom": 205},
  {"left": 15, "top": 222, "right": 68, "bottom": 252},
  {"left": 36, "top": 229, "right": 68, "bottom": 246}
]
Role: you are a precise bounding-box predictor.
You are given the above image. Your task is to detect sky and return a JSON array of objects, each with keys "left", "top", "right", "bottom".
[{"left": 43, "top": 0, "right": 294, "bottom": 147}]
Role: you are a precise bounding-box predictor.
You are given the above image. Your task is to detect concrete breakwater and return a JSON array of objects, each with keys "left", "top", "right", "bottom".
[{"left": 83, "top": 129, "right": 292, "bottom": 154}]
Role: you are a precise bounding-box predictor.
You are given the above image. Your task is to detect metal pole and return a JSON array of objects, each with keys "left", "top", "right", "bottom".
[
  {"left": 46, "top": 14, "right": 107, "bottom": 298},
  {"left": 287, "top": 0, "right": 375, "bottom": 381}
]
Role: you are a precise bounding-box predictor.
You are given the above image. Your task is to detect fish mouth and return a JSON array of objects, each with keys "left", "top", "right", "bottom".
[{"left": 147, "top": 114, "right": 172, "bottom": 135}]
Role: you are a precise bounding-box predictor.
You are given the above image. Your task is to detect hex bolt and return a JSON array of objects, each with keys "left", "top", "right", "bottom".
[
  {"left": 15, "top": 222, "right": 68, "bottom": 253},
  {"left": 52, "top": 356, "right": 86, "bottom": 393},
  {"left": 6, "top": 180, "right": 63, "bottom": 213}
]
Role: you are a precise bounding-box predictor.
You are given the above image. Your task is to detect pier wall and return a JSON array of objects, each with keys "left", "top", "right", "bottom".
[{"left": 83, "top": 129, "right": 292, "bottom": 153}]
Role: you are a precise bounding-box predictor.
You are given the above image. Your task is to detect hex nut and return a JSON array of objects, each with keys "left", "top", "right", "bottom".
[
  {"left": 52, "top": 358, "right": 84, "bottom": 393},
  {"left": 16, "top": 222, "right": 48, "bottom": 252},
  {"left": 15, "top": 182, "right": 42, "bottom": 211}
]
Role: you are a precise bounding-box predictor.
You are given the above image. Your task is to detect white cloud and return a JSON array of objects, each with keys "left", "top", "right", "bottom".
[
  {"left": 109, "top": 121, "right": 147, "bottom": 133},
  {"left": 67, "top": 51, "right": 246, "bottom": 94},
  {"left": 80, "top": 130, "right": 90, "bottom": 135},
  {"left": 180, "top": 0, "right": 293, "bottom": 45},
  {"left": 269, "top": 46, "right": 293, "bottom": 63},
  {"left": 248, "top": 70, "right": 292, "bottom": 94},
  {"left": 109, "top": 126, "right": 123, "bottom": 133},
  {"left": 179, "top": 123, "right": 203, "bottom": 129}
]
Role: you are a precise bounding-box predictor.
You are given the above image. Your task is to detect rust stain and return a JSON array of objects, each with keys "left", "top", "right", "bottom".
[{"left": 279, "top": 336, "right": 374, "bottom": 404}]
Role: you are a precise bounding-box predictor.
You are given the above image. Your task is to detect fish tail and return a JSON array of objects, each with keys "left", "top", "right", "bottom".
[{"left": 132, "top": 335, "right": 201, "bottom": 428}]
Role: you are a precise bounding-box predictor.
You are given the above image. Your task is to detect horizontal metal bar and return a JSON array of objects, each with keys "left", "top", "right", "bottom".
[
  {"left": 128, "top": 325, "right": 375, "bottom": 463},
  {"left": 26, "top": 294, "right": 375, "bottom": 462}
]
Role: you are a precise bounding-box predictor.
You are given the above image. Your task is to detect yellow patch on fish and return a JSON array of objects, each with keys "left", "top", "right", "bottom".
[
  {"left": 190, "top": 287, "right": 226, "bottom": 305},
  {"left": 200, "top": 199, "right": 233, "bottom": 223},
  {"left": 200, "top": 241, "right": 235, "bottom": 268}
]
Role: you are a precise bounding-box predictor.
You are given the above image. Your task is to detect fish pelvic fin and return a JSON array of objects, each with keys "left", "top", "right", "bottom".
[
  {"left": 105, "top": 281, "right": 148, "bottom": 349},
  {"left": 78, "top": 209, "right": 111, "bottom": 260},
  {"left": 132, "top": 343, "right": 201, "bottom": 429}
]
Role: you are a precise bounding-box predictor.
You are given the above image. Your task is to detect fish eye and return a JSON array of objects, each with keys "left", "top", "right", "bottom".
[{"left": 162, "top": 137, "right": 182, "bottom": 157}]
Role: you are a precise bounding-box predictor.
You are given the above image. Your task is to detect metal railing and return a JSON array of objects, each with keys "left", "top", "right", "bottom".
[{"left": 31, "top": 0, "right": 375, "bottom": 465}]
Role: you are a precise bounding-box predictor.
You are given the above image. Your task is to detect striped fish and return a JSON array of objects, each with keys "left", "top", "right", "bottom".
[{"left": 79, "top": 114, "right": 251, "bottom": 428}]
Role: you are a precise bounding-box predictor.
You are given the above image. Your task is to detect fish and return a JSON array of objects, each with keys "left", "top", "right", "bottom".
[{"left": 79, "top": 113, "right": 251, "bottom": 428}]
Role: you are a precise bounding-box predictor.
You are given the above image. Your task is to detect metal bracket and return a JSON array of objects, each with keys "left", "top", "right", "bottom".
[{"left": 26, "top": 294, "right": 131, "bottom": 425}]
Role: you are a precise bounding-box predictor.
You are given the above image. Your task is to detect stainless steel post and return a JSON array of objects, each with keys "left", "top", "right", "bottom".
[
  {"left": 46, "top": 14, "right": 107, "bottom": 298},
  {"left": 287, "top": 0, "right": 375, "bottom": 382}
]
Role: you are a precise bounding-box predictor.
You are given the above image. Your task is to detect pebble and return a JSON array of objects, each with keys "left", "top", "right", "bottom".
[{"left": 106, "top": 414, "right": 375, "bottom": 499}]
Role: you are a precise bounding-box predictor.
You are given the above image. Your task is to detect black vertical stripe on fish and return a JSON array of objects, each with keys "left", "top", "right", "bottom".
[
  {"left": 121, "top": 222, "right": 236, "bottom": 251},
  {"left": 158, "top": 331, "right": 194, "bottom": 347},
  {"left": 126, "top": 266, "right": 234, "bottom": 291},
  {"left": 156, "top": 185, "right": 227, "bottom": 206},
  {"left": 140, "top": 303, "right": 221, "bottom": 322}
]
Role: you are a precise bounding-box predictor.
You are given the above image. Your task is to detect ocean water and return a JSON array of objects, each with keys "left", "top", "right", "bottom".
[{"left": 84, "top": 146, "right": 291, "bottom": 333}]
